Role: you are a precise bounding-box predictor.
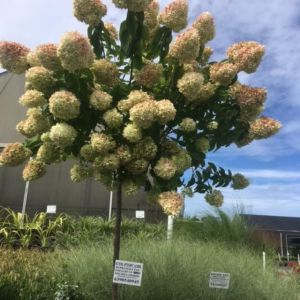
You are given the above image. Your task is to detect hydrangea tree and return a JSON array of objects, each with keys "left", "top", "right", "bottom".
[{"left": 0, "top": 0, "right": 281, "bottom": 298}]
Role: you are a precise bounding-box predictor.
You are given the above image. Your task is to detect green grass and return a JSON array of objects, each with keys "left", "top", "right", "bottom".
[{"left": 48, "top": 239, "right": 298, "bottom": 300}]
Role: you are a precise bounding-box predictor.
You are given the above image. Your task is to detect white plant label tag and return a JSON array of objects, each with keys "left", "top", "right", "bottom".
[
  {"left": 209, "top": 272, "right": 230, "bottom": 289},
  {"left": 113, "top": 260, "right": 143, "bottom": 286},
  {"left": 135, "top": 210, "right": 145, "bottom": 219},
  {"left": 46, "top": 205, "right": 57, "bottom": 214}
]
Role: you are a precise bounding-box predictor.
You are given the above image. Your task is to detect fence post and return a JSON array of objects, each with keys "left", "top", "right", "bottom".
[
  {"left": 167, "top": 215, "right": 174, "bottom": 240},
  {"left": 262, "top": 251, "right": 266, "bottom": 271}
]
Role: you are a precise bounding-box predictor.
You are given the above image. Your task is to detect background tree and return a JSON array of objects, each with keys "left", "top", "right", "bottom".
[{"left": 0, "top": 0, "right": 281, "bottom": 299}]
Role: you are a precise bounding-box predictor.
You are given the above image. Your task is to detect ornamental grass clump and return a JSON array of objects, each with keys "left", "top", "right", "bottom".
[{"left": 0, "top": 1, "right": 282, "bottom": 299}]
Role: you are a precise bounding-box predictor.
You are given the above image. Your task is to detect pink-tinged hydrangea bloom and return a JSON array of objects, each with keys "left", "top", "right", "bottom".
[
  {"left": 227, "top": 41, "right": 265, "bottom": 73},
  {"left": 144, "top": 1, "right": 159, "bottom": 30},
  {"left": 154, "top": 157, "right": 177, "bottom": 180},
  {"left": 112, "top": 0, "right": 152, "bottom": 12},
  {"left": 179, "top": 118, "right": 196, "bottom": 132},
  {"left": 89, "top": 89, "right": 112, "bottom": 111},
  {"left": 25, "top": 66, "right": 55, "bottom": 93},
  {"left": 159, "top": 0, "right": 188, "bottom": 32},
  {"left": 158, "top": 191, "right": 183, "bottom": 216},
  {"left": 49, "top": 123, "right": 78, "bottom": 147},
  {"left": 130, "top": 100, "right": 157, "bottom": 128},
  {"left": 192, "top": 12, "right": 215, "bottom": 43},
  {"left": 249, "top": 117, "right": 282, "bottom": 139},
  {"left": 116, "top": 145, "right": 132, "bottom": 164},
  {"left": 23, "top": 159, "right": 46, "bottom": 181},
  {"left": 104, "top": 23, "right": 118, "bottom": 40},
  {"left": 92, "top": 59, "right": 119, "bottom": 87},
  {"left": 155, "top": 99, "right": 176, "bottom": 125},
  {"left": 0, "top": 41, "right": 29, "bottom": 74},
  {"left": 168, "top": 28, "right": 200, "bottom": 63},
  {"left": 177, "top": 72, "right": 204, "bottom": 101},
  {"left": 0, "top": 143, "right": 31, "bottom": 167},
  {"left": 209, "top": 63, "right": 238, "bottom": 86},
  {"left": 16, "top": 108, "right": 50, "bottom": 138},
  {"left": 135, "top": 62, "right": 163, "bottom": 88},
  {"left": 231, "top": 173, "right": 250, "bottom": 190},
  {"left": 70, "top": 163, "right": 92, "bottom": 182},
  {"left": 36, "top": 44, "right": 62, "bottom": 71},
  {"left": 73, "top": 0, "right": 107, "bottom": 26},
  {"left": 229, "top": 83, "right": 267, "bottom": 121},
  {"left": 27, "top": 51, "right": 41, "bottom": 67},
  {"left": 123, "top": 123, "right": 143, "bottom": 143},
  {"left": 90, "top": 133, "right": 116, "bottom": 153},
  {"left": 49, "top": 90, "right": 80, "bottom": 120},
  {"left": 57, "top": 31, "right": 94, "bottom": 72},
  {"left": 19, "top": 90, "right": 46, "bottom": 108},
  {"left": 205, "top": 190, "right": 224, "bottom": 207}
]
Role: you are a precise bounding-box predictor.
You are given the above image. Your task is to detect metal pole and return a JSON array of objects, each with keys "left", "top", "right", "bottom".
[
  {"left": 167, "top": 215, "right": 174, "bottom": 240},
  {"left": 108, "top": 190, "right": 113, "bottom": 221},
  {"left": 21, "top": 181, "right": 30, "bottom": 226},
  {"left": 280, "top": 232, "right": 283, "bottom": 256},
  {"left": 262, "top": 251, "right": 266, "bottom": 271}
]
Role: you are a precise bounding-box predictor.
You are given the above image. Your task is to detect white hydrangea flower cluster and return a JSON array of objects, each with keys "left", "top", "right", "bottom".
[
  {"left": 89, "top": 89, "right": 112, "bottom": 111},
  {"left": 73, "top": 0, "right": 107, "bottom": 26},
  {"left": 177, "top": 72, "right": 204, "bottom": 101},
  {"left": 49, "top": 123, "right": 77, "bottom": 147},
  {"left": 25, "top": 66, "right": 55, "bottom": 93},
  {"left": 112, "top": 0, "right": 152, "bottom": 12},
  {"left": 179, "top": 118, "right": 196, "bottom": 132},
  {"left": 159, "top": 0, "right": 188, "bottom": 32},
  {"left": 57, "top": 31, "right": 94, "bottom": 72},
  {"left": 19, "top": 90, "right": 46, "bottom": 108},
  {"left": 36, "top": 44, "right": 62, "bottom": 71},
  {"left": 49, "top": 90, "right": 80, "bottom": 120},
  {"left": 92, "top": 59, "right": 119, "bottom": 86}
]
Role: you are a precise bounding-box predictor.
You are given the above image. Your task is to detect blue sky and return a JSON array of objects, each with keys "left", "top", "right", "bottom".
[{"left": 0, "top": 0, "right": 299, "bottom": 217}]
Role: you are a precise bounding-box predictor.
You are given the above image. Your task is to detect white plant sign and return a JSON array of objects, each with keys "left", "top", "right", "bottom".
[
  {"left": 135, "top": 210, "right": 145, "bottom": 219},
  {"left": 113, "top": 260, "right": 143, "bottom": 287},
  {"left": 209, "top": 272, "right": 230, "bottom": 289},
  {"left": 46, "top": 205, "right": 57, "bottom": 214}
]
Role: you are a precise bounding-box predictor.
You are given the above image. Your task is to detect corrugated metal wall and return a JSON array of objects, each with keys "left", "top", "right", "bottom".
[{"left": 0, "top": 72, "right": 165, "bottom": 222}]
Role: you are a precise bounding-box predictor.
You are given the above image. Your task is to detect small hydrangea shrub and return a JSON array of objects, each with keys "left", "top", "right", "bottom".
[{"left": 0, "top": 1, "right": 281, "bottom": 298}]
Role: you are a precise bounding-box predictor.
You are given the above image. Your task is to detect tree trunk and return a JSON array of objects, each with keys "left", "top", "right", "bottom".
[{"left": 112, "top": 181, "right": 122, "bottom": 300}]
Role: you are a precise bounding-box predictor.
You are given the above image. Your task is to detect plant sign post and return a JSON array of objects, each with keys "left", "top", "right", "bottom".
[{"left": 0, "top": 0, "right": 281, "bottom": 299}]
